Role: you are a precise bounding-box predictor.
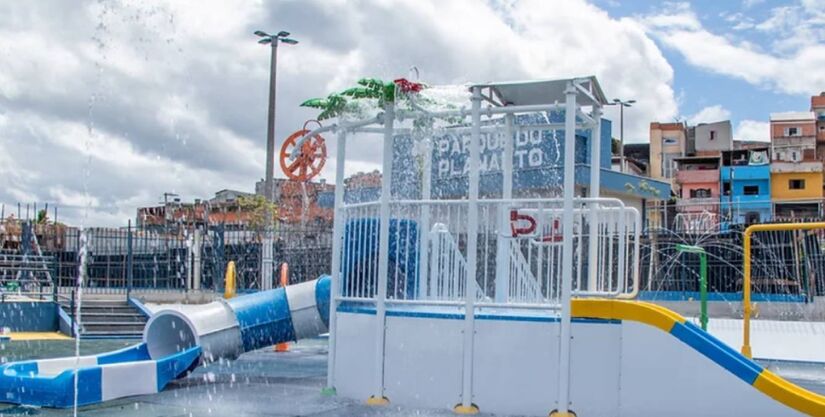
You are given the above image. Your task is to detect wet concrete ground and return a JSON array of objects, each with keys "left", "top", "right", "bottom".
[
  {"left": 2, "top": 338, "right": 825, "bottom": 416},
  {"left": 0, "top": 339, "right": 497, "bottom": 417}
]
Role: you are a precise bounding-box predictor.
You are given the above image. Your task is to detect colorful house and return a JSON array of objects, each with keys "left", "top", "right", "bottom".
[
  {"left": 720, "top": 148, "right": 771, "bottom": 224},
  {"left": 770, "top": 111, "right": 823, "bottom": 218},
  {"left": 649, "top": 122, "right": 688, "bottom": 193},
  {"left": 673, "top": 156, "right": 721, "bottom": 216}
]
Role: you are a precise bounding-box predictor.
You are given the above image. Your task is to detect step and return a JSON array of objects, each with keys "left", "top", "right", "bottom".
[
  {"left": 81, "top": 323, "right": 146, "bottom": 333},
  {"left": 79, "top": 331, "right": 143, "bottom": 339},
  {"left": 80, "top": 316, "right": 147, "bottom": 324}
]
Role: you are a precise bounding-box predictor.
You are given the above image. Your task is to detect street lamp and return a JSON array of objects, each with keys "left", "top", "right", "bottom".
[
  {"left": 255, "top": 30, "right": 298, "bottom": 290},
  {"left": 608, "top": 98, "right": 635, "bottom": 172},
  {"left": 255, "top": 30, "right": 298, "bottom": 206}
]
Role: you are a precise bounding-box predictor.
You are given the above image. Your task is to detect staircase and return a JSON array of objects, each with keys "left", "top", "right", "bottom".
[{"left": 60, "top": 299, "right": 148, "bottom": 339}]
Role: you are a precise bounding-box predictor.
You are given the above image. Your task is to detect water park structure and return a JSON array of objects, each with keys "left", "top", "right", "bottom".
[{"left": 4, "top": 75, "right": 825, "bottom": 416}]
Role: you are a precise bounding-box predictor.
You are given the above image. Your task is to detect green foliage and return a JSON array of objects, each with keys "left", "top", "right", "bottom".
[{"left": 237, "top": 195, "right": 278, "bottom": 231}]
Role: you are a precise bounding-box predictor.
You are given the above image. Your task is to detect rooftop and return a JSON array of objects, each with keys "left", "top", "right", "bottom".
[
  {"left": 470, "top": 76, "right": 607, "bottom": 107},
  {"left": 770, "top": 111, "right": 815, "bottom": 122}
]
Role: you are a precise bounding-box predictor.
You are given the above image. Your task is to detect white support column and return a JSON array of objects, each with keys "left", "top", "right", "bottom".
[
  {"left": 325, "top": 129, "right": 347, "bottom": 395},
  {"left": 418, "top": 127, "right": 433, "bottom": 299},
  {"left": 494, "top": 113, "right": 515, "bottom": 303},
  {"left": 456, "top": 87, "right": 482, "bottom": 414},
  {"left": 369, "top": 104, "right": 394, "bottom": 404},
  {"left": 193, "top": 228, "right": 202, "bottom": 290},
  {"left": 587, "top": 107, "right": 602, "bottom": 292},
  {"left": 556, "top": 83, "right": 577, "bottom": 416},
  {"left": 261, "top": 232, "right": 274, "bottom": 290}
]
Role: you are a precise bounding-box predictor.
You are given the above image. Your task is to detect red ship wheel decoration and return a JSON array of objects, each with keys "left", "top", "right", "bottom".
[{"left": 279, "top": 120, "right": 327, "bottom": 181}]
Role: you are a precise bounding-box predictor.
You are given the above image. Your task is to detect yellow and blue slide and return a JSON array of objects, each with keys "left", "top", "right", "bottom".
[{"left": 572, "top": 299, "right": 825, "bottom": 416}]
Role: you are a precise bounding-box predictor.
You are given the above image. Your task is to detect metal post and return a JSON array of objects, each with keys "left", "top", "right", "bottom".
[
  {"left": 126, "top": 220, "right": 133, "bottom": 299},
  {"left": 494, "top": 113, "right": 515, "bottom": 303},
  {"left": 555, "top": 83, "right": 577, "bottom": 417},
  {"left": 418, "top": 126, "right": 433, "bottom": 299},
  {"left": 193, "top": 228, "right": 202, "bottom": 291},
  {"left": 324, "top": 129, "right": 347, "bottom": 396},
  {"left": 455, "top": 87, "right": 482, "bottom": 415},
  {"left": 368, "top": 104, "right": 394, "bottom": 405},
  {"left": 587, "top": 108, "right": 602, "bottom": 292},
  {"left": 261, "top": 39, "right": 280, "bottom": 291},
  {"left": 619, "top": 104, "right": 624, "bottom": 172}
]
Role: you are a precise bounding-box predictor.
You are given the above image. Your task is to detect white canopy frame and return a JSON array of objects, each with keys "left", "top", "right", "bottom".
[{"left": 310, "top": 77, "right": 609, "bottom": 415}]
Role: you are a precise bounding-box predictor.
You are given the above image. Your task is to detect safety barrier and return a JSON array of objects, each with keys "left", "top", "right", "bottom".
[
  {"left": 337, "top": 197, "right": 641, "bottom": 306},
  {"left": 741, "top": 221, "right": 825, "bottom": 358}
]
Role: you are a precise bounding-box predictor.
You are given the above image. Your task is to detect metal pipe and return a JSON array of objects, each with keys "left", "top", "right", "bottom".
[
  {"left": 556, "top": 82, "right": 577, "bottom": 416},
  {"left": 368, "top": 102, "right": 394, "bottom": 405},
  {"left": 325, "top": 129, "right": 348, "bottom": 395},
  {"left": 741, "top": 222, "right": 825, "bottom": 358},
  {"left": 495, "top": 114, "right": 515, "bottom": 302},
  {"left": 456, "top": 86, "right": 482, "bottom": 413}
]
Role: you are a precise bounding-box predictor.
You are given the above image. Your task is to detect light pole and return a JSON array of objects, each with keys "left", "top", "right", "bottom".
[
  {"left": 608, "top": 98, "right": 635, "bottom": 172},
  {"left": 255, "top": 30, "right": 297, "bottom": 290},
  {"left": 255, "top": 30, "right": 298, "bottom": 205}
]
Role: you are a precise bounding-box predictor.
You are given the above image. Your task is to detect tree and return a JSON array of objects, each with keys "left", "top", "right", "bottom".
[{"left": 237, "top": 195, "right": 278, "bottom": 232}]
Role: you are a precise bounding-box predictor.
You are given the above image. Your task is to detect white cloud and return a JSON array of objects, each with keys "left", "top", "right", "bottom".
[
  {"left": 735, "top": 119, "right": 770, "bottom": 142},
  {"left": 686, "top": 105, "right": 731, "bottom": 125},
  {"left": 639, "top": 3, "right": 825, "bottom": 95},
  {"left": 0, "top": 0, "right": 680, "bottom": 226}
]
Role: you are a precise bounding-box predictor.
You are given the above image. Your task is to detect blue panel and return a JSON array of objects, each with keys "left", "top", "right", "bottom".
[
  {"left": 227, "top": 288, "right": 296, "bottom": 352},
  {"left": 342, "top": 218, "right": 418, "bottom": 298},
  {"left": 97, "top": 343, "right": 150, "bottom": 365},
  {"left": 155, "top": 346, "right": 201, "bottom": 391},
  {"left": 638, "top": 291, "right": 806, "bottom": 303},
  {"left": 315, "top": 275, "right": 331, "bottom": 327},
  {"left": 0, "top": 302, "right": 58, "bottom": 331},
  {"left": 73, "top": 366, "right": 103, "bottom": 407},
  {"left": 670, "top": 322, "right": 762, "bottom": 385}
]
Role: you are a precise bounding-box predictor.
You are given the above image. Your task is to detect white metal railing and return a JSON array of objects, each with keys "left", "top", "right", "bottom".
[{"left": 335, "top": 197, "right": 640, "bottom": 307}]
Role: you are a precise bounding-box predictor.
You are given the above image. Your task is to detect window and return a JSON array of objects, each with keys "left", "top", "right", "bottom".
[
  {"left": 722, "top": 181, "right": 731, "bottom": 195},
  {"left": 690, "top": 188, "right": 712, "bottom": 198},
  {"left": 790, "top": 150, "right": 801, "bottom": 162},
  {"left": 789, "top": 179, "right": 806, "bottom": 190},
  {"left": 663, "top": 137, "right": 678, "bottom": 145},
  {"left": 786, "top": 127, "right": 800, "bottom": 136},
  {"left": 743, "top": 185, "right": 759, "bottom": 195},
  {"left": 710, "top": 130, "right": 716, "bottom": 140},
  {"left": 663, "top": 153, "right": 679, "bottom": 178}
]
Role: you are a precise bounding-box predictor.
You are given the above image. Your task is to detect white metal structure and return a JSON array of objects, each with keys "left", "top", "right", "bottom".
[{"left": 291, "top": 77, "right": 633, "bottom": 414}]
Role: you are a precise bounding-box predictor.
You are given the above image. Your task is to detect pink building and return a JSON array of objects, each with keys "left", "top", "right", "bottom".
[{"left": 674, "top": 156, "right": 721, "bottom": 214}]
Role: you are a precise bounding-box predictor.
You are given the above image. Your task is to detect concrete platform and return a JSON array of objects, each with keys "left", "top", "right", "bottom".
[{"left": 707, "top": 317, "right": 825, "bottom": 363}]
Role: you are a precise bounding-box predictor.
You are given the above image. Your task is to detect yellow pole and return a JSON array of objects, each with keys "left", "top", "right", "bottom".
[
  {"left": 224, "top": 261, "right": 236, "bottom": 299},
  {"left": 741, "top": 222, "right": 825, "bottom": 359},
  {"left": 275, "top": 263, "right": 290, "bottom": 352}
]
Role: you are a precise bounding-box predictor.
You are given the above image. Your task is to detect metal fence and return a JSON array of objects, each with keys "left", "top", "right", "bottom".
[
  {"left": 37, "top": 223, "right": 333, "bottom": 293},
  {"left": 640, "top": 219, "right": 825, "bottom": 300}
]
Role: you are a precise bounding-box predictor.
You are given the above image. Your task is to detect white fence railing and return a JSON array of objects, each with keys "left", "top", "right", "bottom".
[{"left": 336, "top": 197, "right": 641, "bottom": 307}]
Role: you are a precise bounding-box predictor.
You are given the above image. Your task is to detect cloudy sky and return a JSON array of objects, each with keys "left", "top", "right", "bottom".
[{"left": 0, "top": 0, "right": 823, "bottom": 226}]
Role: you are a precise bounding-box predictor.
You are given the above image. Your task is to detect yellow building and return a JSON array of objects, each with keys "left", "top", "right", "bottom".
[
  {"left": 770, "top": 112, "right": 822, "bottom": 217},
  {"left": 771, "top": 170, "right": 823, "bottom": 201}
]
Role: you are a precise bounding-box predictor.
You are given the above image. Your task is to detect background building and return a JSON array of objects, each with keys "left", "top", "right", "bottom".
[
  {"left": 649, "top": 122, "right": 688, "bottom": 193},
  {"left": 769, "top": 111, "right": 822, "bottom": 218},
  {"left": 720, "top": 148, "right": 771, "bottom": 224}
]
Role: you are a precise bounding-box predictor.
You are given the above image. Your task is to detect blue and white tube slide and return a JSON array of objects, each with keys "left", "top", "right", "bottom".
[{"left": 0, "top": 276, "right": 331, "bottom": 408}]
